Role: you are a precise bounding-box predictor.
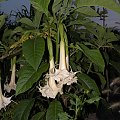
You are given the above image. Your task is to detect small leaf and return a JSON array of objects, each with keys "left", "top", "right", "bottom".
[
  {"left": 16, "top": 63, "right": 49, "bottom": 95},
  {"left": 76, "top": 0, "right": 120, "bottom": 14},
  {"left": 52, "top": 0, "right": 62, "bottom": 14},
  {"left": 78, "top": 73, "right": 100, "bottom": 96},
  {"left": 13, "top": 99, "right": 35, "bottom": 120},
  {"left": 86, "top": 96, "right": 100, "bottom": 104},
  {"left": 30, "top": 0, "right": 50, "bottom": 15},
  {"left": 23, "top": 36, "right": 45, "bottom": 70},
  {"left": 18, "top": 18, "right": 35, "bottom": 28},
  {"left": 46, "top": 101, "right": 63, "bottom": 120},
  {"left": 0, "top": 15, "right": 6, "bottom": 29},
  {"left": 31, "top": 112, "right": 45, "bottom": 120}
]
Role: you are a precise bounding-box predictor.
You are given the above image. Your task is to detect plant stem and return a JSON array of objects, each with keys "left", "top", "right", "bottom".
[
  {"left": 10, "top": 56, "right": 16, "bottom": 85},
  {"left": 64, "top": 31, "right": 69, "bottom": 70},
  {"left": 47, "top": 37, "right": 55, "bottom": 70}
]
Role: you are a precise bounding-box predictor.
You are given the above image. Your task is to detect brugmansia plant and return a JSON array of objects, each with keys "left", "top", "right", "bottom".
[
  {"left": 39, "top": 23, "right": 78, "bottom": 98},
  {"left": 0, "top": 0, "right": 120, "bottom": 120}
]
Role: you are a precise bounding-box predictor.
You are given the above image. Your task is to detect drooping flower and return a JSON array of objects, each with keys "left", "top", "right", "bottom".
[
  {"left": 38, "top": 37, "right": 63, "bottom": 98},
  {"left": 39, "top": 23, "right": 78, "bottom": 99},
  {"left": 0, "top": 80, "right": 11, "bottom": 110},
  {"left": 53, "top": 23, "right": 78, "bottom": 86},
  {"left": 4, "top": 57, "right": 16, "bottom": 93}
]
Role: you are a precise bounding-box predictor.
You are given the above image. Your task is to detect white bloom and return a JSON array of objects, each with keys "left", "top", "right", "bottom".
[
  {"left": 0, "top": 95, "right": 11, "bottom": 110},
  {"left": 54, "top": 69, "right": 77, "bottom": 85},
  {"left": 39, "top": 77, "right": 63, "bottom": 98},
  {"left": 0, "top": 81, "right": 11, "bottom": 110},
  {"left": 38, "top": 59, "right": 63, "bottom": 98}
]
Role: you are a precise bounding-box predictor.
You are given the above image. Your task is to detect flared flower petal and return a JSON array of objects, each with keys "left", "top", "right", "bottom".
[
  {"left": 4, "top": 83, "right": 16, "bottom": 93},
  {"left": 54, "top": 69, "right": 77, "bottom": 85},
  {"left": 38, "top": 76, "right": 63, "bottom": 98},
  {"left": 0, "top": 95, "right": 11, "bottom": 110}
]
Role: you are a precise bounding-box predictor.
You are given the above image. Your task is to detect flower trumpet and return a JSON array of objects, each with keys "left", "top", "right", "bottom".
[
  {"left": 39, "top": 37, "right": 62, "bottom": 98},
  {"left": 4, "top": 57, "right": 16, "bottom": 93},
  {"left": 54, "top": 23, "right": 77, "bottom": 85},
  {"left": 0, "top": 80, "right": 11, "bottom": 110}
]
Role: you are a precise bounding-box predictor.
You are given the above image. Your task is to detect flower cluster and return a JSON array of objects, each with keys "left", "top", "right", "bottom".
[{"left": 39, "top": 24, "right": 78, "bottom": 98}]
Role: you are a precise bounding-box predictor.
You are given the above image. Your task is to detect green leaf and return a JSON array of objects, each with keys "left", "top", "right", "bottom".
[
  {"left": 31, "top": 112, "right": 45, "bottom": 120},
  {"left": 30, "top": 0, "right": 50, "bottom": 15},
  {"left": 33, "top": 10, "right": 43, "bottom": 28},
  {"left": 0, "top": 15, "right": 6, "bottom": 29},
  {"left": 76, "top": 7, "right": 99, "bottom": 16},
  {"left": 16, "top": 63, "right": 49, "bottom": 95},
  {"left": 58, "top": 112, "right": 71, "bottom": 120},
  {"left": 46, "top": 101, "right": 63, "bottom": 120},
  {"left": 110, "top": 60, "right": 120, "bottom": 73},
  {"left": 86, "top": 96, "right": 100, "bottom": 104},
  {"left": 23, "top": 36, "right": 45, "bottom": 70},
  {"left": 96, "top": 73, "right": 106, "bottom": 89},
  {"left": 76, "top": 0, "right": 120, "bottom": 14},
  {"left": 13, "top": 99, "right": 35, "bottom": 120},
  {"left": 52, "top": 0, "right": 62, "bottom": 14},
  {"left": 78, "top": 73, "right": 100, "bottom": 96},
  {"left": 79, "top": 44, "right": 105, "bottom": 72},
  {"left": 18, "top": 18, "right": 35, "bottom": 28}
]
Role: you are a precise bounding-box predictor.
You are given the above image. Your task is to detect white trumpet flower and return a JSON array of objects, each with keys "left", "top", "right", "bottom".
[
  {"left": 39, "top": 59, "right": 63, "bottom": 98},
  {"left": 4, "top": 57, "right": 16, "bottom": 93},
  {"left": 39, "top": 37, "right": 63, "bottom": 98},
  {"left": 39, "top": 24, "right": 78, "bottom": 99},
  {"left": 0, "top": 80, "right": 11, "bottom": 110},
  {"left": 53, "top": 24, "right": 78, "bottom": 86}
]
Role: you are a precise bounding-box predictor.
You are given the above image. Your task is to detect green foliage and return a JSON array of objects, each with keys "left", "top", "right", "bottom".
[
  {"left": 16, "top": 63, "right": 48, "bottom": 95},
  {"left": 46, "top": 101, "right": 63, "bottom": 120},
  {"left": 30, "top": 0, "right": 50, "bottom": 15},
  {"left": 22, "top": 36, "right": 45, "bottom": 70},
  {"left": 13, "top": 99, "right": 35, "bottom": 120},
  {"left": 0, "top": 15, "right": 6, "bottom": 29},
  {"left": 76, "top": 0, "right": 120, "bottom": 13},
  {"left": 0, "top": 0, "right": 120, "bottom": 120},
  {"left": 78, "top": 73, "right": 100, "bottom": 96},
  {"left": 30, "top": 112, "right": 45, "bottom": 120},
  {"left": 78, "top": 44, "right": 105, "bottom": 72},
  {"left": 18, "top": 18, "right": 36, "bottom": 28}
]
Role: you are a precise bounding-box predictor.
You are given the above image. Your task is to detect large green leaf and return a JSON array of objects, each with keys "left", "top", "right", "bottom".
[
  {"left": 31, "top": 112, "right": 45, "bottom": 120},
  {"left": 76, "top": 0, "right": 120, "bottom": 13},
  {"left": 23, "top": 36, "right": 45, "bottom": 70},
  {"left": 79, "top": 44, "right": 105, "bottom": 72},
  {"left": 30, "top": 0, "right": 50, "bottom": 15},
  {"left": 46, "top": 101, "right": 63, "bottom": 120},
  {"left": 16, "top": 63, "right": 49, "bottom": 95},
  {"left": 13, "top": 99, "right": 35, "bottom": 120},
  {"left": 78, "top": 73, "right": 100, "bottom": 96}
]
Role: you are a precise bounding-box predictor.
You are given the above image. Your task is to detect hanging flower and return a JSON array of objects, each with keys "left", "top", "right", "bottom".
[
  {"left": 53, "top": 23, "right": 78, "bottom": 86},
  {"left": 4, "top": 57, "right": 16, "bottom": 93},
  {"left": 0, "top": 81, "right": 11, "bottom": 110},
  {"left": 39, "top": 59, "right": 63, "bottom": 98},
  {"left": 39, "top": 23, "right": 78, "bottom": 99}
]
